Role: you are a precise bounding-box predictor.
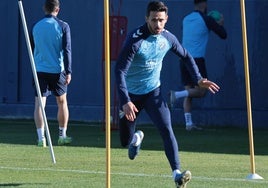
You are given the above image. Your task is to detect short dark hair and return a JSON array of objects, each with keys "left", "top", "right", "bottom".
[
  {"left": 146, "top": 1, "right": 168, "bottom": 17},
  {"left": 44, "top": 0, "right": 60, "bottom": 13},
  {"left": 194, "top": 0, "right": 207, "bottom": 4}
]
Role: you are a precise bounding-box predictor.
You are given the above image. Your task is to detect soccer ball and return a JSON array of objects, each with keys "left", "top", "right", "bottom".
[{"left": 208, "top": 10, "right": 222, "bottom": 22}]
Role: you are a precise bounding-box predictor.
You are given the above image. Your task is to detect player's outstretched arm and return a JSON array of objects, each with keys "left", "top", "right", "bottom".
[{"left": 198, "top": 78, "right": 220, "bottom": 94}]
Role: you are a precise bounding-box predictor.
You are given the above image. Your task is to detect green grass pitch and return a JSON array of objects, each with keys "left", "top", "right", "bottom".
[{"left": 0, "top": 119, "right": 267, "bottom": 187}]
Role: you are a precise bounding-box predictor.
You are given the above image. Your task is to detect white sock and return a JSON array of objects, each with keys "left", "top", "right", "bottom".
[
  {"left": 173, "top": 169, "right": 182, "bottom": 179},
  {"left": 37, "top": 128, "right": 45, "bottom": 141},
  {"left": 175, "top": 90, "right": 189, "bottom": 99},
  {"left": 59, "top": 127, "right": 67, "bottom": 138},
  {"left": 184, "top": 113, "right": 193, "bottom": 126},
  {"left": 130, "top": 131, "right": 144, "bottom": 146}
]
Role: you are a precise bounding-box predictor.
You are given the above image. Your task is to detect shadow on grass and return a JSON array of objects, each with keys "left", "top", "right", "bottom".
[
  {"left": 0, "top": 183, "right": 50, "bottom": 187},
  {"left": 0, "top": 119, "right": 267, "bottom": 155},
  {"left": 0, "top": 184, "right": 22, "bottom": 187}
]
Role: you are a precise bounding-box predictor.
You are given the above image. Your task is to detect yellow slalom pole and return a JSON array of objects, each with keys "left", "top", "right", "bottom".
[
  {"left": 104, "top": 0, "right": 111, "bottom": 187},
  {"left": 240, "top": 0, "right": 263, "bottom": 180}
]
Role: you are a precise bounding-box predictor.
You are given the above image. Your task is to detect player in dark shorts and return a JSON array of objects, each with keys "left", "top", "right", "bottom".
[
  {"left": 31, "top": 0, "right": 72, "bottom": 147},
  {"left": 169, "top": 0, "right": 227, "bottom": 131}
]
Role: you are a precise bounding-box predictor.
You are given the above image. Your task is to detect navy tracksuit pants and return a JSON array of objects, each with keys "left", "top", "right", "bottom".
[{"left": 119, "top": 87, "right": 181, "bottom": 171}]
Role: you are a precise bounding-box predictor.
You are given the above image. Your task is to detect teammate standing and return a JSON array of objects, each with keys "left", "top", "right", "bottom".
[{"left": 31, "top": 0, "right": 72, "bottom": 147}]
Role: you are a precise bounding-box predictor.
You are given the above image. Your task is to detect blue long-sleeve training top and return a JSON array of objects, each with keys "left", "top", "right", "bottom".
[
  {"left": 31, "top": 15, "right": 72, "bottom": 74},
  {"left": 115, "top": 23, "right": 202, "bottom": 106},
  {"left": 182, "top": 10, "right": 227, "bottom": 58}
]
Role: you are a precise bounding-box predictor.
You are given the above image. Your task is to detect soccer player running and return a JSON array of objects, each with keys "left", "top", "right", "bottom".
[
  {"left": 115, "top": 1, "right": 219, "bottom": 187},
  {"left": 169, "top": 0, "right": 227, "bottom": 131},
  {"left": 31, "top": 0, "right": 72, "bottom": 147}
]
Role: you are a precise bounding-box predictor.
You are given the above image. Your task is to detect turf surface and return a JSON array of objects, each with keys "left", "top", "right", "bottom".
[{"left": 0, "top": 119, "right": 267, "bottom": 187}]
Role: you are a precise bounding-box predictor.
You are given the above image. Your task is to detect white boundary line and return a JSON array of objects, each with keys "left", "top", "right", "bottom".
[{"left": 0, "top": 166, "right": 266, "bottom": 184}]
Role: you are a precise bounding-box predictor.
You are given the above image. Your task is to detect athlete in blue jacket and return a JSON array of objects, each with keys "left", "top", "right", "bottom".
[
  {"left": 115, "top": 1, "right": 219, "bottom": 187},
  {"left": 31, "top": 0, "right": 72, "bottom": 147}
]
